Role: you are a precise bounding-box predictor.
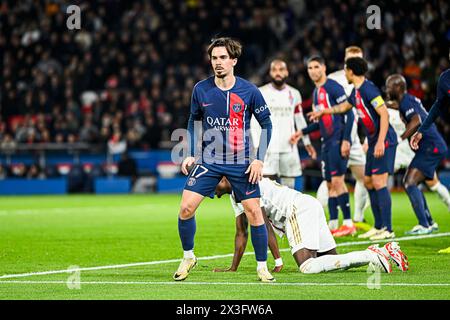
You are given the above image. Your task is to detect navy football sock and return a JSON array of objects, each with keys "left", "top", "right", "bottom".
[
  {"left": 250, "top": 224, "right": 268, "bottom": 262},
  {"left": 178, "top": 216, "right": 196, "bottom": 251},
  {"left": 337, "top": 193, "right": 351, "bottom": 220},
  {"left": 368, "top": 189, "right": 382, "bottom": 229},
  {"left": 328, "top": 197, "right": 339, "bottom": 221},
  {"left": 377, "top": 187, "right": 393, "bottom": 232},
  {"left": 421, "top": 192, "right": 434, "bottom": 226},
  {"left": 405, "top": 186, "right": 430, "bottom": 227}
]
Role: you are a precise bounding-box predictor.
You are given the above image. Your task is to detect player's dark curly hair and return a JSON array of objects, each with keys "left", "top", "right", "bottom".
[
  {"left": 344, "top": 57, "right": 368, "bottom": 76},
  {"left": 207, "top": 37, "right": 242, "bottom": 59},
  {"left": 307, "top": 55, "right": 325, "bottom": 65}
]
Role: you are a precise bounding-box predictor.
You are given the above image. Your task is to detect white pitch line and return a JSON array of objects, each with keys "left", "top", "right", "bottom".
[
  {"left": 1, "top": 280, "right": 450, "bottom": 287},
  {"left": 1, "top": 232, "right": 449, "bottom": 280}
]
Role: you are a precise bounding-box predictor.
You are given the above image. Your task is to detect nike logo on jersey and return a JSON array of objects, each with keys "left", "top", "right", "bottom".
[
  {"left": 245, "top": 189, "right": 257, "bottom": 195},
  {"left": 372, "top": 168, "right": 380, "bottom": 173},
  {"left": 202, "top": 102, "right": 213, "bottom": 107}
]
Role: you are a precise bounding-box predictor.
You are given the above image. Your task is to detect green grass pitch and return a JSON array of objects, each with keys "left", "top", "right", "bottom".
[{"left": 0, "top": 192, "right": 449, "bottom": 300}]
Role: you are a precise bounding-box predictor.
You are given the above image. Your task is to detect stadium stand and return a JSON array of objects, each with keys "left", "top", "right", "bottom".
[{"left": 1, "top": 0, "right": 449, "bottom": 194}]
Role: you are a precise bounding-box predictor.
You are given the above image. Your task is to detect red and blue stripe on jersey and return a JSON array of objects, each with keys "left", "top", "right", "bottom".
[
  {"left": 349, "top": 79, "right": 397, "bottom": 147},
  {"left": 189, "top": 76, "right": 271, "bottom": 163},
  {"left": 312, "top": 79, "right": 349, "bottom": 149}
]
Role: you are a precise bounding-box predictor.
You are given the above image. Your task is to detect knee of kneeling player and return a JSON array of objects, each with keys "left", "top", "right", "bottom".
[{"left": 299, "top": 258, "right": 321, "bottom": 274}]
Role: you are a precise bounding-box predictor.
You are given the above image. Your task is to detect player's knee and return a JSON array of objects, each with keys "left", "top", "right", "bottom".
[
  {"left": 179, "top": 203, "right": 196, "bottom": 219},
  {"left": 331, "top": 178, "right": 345, "bottom": 193},
  {"left": 372, "top": 179, "right": 386, "bottom": 190},
  {"left": 299, "top": 258, "right": 320, "bottom": 274},
  {"left": 245, "top": 206, "right": 263, "bottom": 225},
  {"left": 403, "top": 175, "right": 418, "bottom": 189},
  {"left": 363, "top": 178, "right": 373, "bottom": 190}
]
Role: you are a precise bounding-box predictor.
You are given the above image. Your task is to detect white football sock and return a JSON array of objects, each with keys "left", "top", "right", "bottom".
[
  {"left": 316, "top": 180, "right": 329, "bottom": 208},
  {"left": 257, "top": 261, "right": 267, "bottom": 271},
  {"left": 328, "top": 219, "right": 339, "bottom": 230},
  {"left": 183, "top": 250, "right": 195, "bottom": 259},
  {"left": 299, "top": 251, "right": 374, "bottom": 274},
  {"left": 430, "top": 182, "right": 450, "bottom": 207},
  {"left": 280, "top": 177, "right": 296, "bottom": 189},
  {"left": 343, "top": 219, "right": 354, "bottom": 227},
  {"left": 354, "top": 181, "right": 368, "bottom": 222}
]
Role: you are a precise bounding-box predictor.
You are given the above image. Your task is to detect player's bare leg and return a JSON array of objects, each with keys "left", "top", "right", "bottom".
[
  {"left": 173, "top": 190, "right": 204, "bottom": 281},
  {"left": 242, "top": 197, "right": 275, "bottom": 282},
  {"left": 350, "top": 164, "right": 370, "bottom": 225},
  {"left": 426, "top": 173, "right": 450, "bottom": 212},
  {"left": 404, "top": 168, "right": 434, "bottom": 235}
]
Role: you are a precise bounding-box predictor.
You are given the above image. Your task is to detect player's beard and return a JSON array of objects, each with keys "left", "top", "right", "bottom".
[{"left": 271, "top": 76, "right": 287, "bottom": 87}]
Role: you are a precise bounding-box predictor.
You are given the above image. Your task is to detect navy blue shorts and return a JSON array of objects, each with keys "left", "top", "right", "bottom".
[
  {"left": 410, "top": 143, "right": 447, "bottom": 180},
  {"left": 184, "top": 163, "right": 260, "bottom": 202},
  {"left": 365, "top": 143, "right": 396, "bottom": 176},
  {"left": 321, "top": 143, "right": 348, "bottom": 182}
]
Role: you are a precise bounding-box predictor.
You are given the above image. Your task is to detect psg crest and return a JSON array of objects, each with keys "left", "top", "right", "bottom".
[
  {"left": 232, "top": 103, "right": 242, "bottom": 113},
  {"left": 187, "top": 177, "right": 196, "bottom": 186}
]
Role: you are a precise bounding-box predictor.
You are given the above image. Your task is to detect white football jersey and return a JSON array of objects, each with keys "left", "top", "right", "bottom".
[
  {"left": 388, "top": 107, "right": 413, "bottom": 152},
  {"left": 230, "top": 178, "right": 299, "bottom": 235},
  {"left": 251, "top": 83, "right": 310, "bottom": 153},
  {"left": 328, "top": 69, "right": 360, "bottom": 145}
]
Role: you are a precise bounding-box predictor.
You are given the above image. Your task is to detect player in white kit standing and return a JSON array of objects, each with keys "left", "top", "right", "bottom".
[
  {"left": 251, "top": 59, "right": 317, "bottom": 189},
  {"left": 316, "top": 46, "right": 370, "bottom": 230}
]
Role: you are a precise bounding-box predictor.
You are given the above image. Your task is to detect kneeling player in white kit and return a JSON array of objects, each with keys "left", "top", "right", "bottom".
[{"left": 214, "top": 177, "right": 409, "bottom": 274}]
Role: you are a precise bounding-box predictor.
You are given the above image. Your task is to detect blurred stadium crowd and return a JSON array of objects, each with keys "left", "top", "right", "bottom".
[{"left": 1, "top": 0, "right": 449, "bottom": 180}]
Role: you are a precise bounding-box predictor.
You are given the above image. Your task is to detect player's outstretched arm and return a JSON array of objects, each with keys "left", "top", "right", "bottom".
[
  {"left": 213, "top": 214, "right": 248, "bottom": 272},
  {"left": 262, "top": 208, "right": 283, "bottom": 273},
  {"left": 308, "top": 101, "right": 353, "bottom": 121},
  {"left": 401, "top": 114, "right": 421, "bottom": 141}
]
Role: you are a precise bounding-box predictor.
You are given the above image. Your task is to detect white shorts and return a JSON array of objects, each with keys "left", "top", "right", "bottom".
[
  {"left": 348, "top": 138, "right": 366, "bottom": 167},
  {"left": 286, "top": 194, "right": 337, "bottom": 255},
  {"left": 263, "top": 150, "right": 302, "bottom": 177},
  {"left": 394, "top": 141, "right": 414, "bottom": 172}
]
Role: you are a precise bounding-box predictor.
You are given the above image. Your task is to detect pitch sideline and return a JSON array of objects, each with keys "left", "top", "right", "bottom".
[{"left": 1, "top": 232, "right": 449, "bottom": 280}]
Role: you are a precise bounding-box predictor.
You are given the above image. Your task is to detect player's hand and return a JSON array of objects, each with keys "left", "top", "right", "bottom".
[
  {"left": 308, "top": 110, "right": 324, "bottom": 122},
  {"left": 213, "top": 267, "right": 236, "bottom": 272},
  {"left": 305, "top": 144, "right": 317, "bottom": 160},
  {"left": 289, "top": 131, "right": 302, "bottom": 145},
  {"left": 272, "top": 265, "right": 283, "bottom": 273},
  {"left": 374, "top": 140, "right": 385, "bottom": 158},
  {"left": 385, "top": 100, "right": 399, "bottom": 109},
  {"left": 341, "top": 140, "right": 351, "bottom": 159},
  {"left": 245, "top": 159, "right": 264, "bottom": 184},
  {"left": 181, "top": 156, "right": 196, "bottom": 175},
  {"left": 410, "top": 132, "right": 422, "bottom": 150}
]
